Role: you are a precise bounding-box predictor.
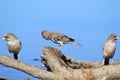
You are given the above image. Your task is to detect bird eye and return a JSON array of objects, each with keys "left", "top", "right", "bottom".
[
  {"left": 113, "top": 35, "right": 119, "bottom": 40},
  {"left": 114, "top": 35, "right": 117, "bottom": 38},
  {"left": 4, "top": 36, "right": 8, "bottom": 38},
  {"left": 5, "top": 36, "right": 7, "bottom": 38}
]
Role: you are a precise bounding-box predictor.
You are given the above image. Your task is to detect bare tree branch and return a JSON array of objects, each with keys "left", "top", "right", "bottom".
[
  {"left": 0, "top": 55, "right": 57, "bottom": 80},
  {"left": 0, "top": 46, "right": 120, "bottom": 80}
]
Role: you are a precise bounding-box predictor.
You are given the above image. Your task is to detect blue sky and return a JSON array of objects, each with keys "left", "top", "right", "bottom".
[{"left": 0, "top": 0, "right": 120, "bottom": 80}]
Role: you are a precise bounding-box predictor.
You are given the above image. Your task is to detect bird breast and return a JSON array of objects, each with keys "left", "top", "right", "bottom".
[
  {"left": 104, "top": 41, "right": 116, "bottom": 58},
  {"left": 7, "top": 40, "right": 21, "bottom": 53}
]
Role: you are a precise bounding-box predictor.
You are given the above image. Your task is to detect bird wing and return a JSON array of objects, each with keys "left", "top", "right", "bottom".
[{"left": 53, "top": 35, "right": 74, "bottom": 43}]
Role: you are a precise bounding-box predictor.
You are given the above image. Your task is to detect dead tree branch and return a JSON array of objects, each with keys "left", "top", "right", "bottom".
[{"left": 0, "top": 46, "right": 120, "bottom": 80}]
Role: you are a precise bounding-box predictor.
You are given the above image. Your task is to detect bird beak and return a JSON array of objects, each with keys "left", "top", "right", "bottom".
[
  {"left": 116, "top": 36, "right": 119, "bottom": 40},
  {"left": 2, "top": 36, "right": 6, "bottom": 40}
]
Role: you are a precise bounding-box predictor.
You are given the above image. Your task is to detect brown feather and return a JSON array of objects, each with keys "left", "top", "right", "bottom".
[
  {"left": 103, "top": 34, "right": 119, "bottom": 65},
  {"left": 3, "top": 33, "right": 21, "bottom": 60}
]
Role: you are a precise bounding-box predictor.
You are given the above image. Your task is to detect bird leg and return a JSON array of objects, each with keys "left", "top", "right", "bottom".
[{"left": 57, "top": 44, "right": 63, "bottom": 50}]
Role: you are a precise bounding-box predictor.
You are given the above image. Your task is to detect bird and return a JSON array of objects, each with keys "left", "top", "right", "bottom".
[
  {"left": 2, "top": 33, "right": 21, "bottom": 60},
  {"left": 103, "top": 34, "right": 119, "bottom": 65},
  {"left": 41, "top": 30, "right": 82, "bottom": 49}
]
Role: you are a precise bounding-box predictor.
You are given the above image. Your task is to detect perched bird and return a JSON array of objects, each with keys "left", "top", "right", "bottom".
[
  {"left": 2, "top": 33, "right": 21, "bottom": 60},
  {"left": 103, "top": 34, "right": 119, "bottom": 65},
  {"left": 42, "top": 30, "right": 82, "bottom": 49}
]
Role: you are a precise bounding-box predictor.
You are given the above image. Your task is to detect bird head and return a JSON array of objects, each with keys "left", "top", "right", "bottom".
[
  {"left": 2, "top": 33, "right": 17, "bottom": 41},
  {"left": 42, "top": 31, "right": 50, "bottom": 40},
  {"left": 108, "top": 34, "right": 119, "bottom": 42}
]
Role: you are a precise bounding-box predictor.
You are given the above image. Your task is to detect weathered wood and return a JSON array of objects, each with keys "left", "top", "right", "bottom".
[
  {"left": 0, "top": 56, "right": 58, "bottom": 80},
  {"left": 0, "top": 46, "right": 120, "bottom": 80}
]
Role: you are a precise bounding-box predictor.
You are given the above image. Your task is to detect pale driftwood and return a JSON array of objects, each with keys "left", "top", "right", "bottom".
[
  {"left": 0, "top": 46, "right": 120, "bottom": 80},
  {"left": 0, "top": 56, "right": 57, "bottom": 80}
]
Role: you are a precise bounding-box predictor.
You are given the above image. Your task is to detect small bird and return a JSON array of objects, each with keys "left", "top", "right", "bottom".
[
  {"left": 2, "top": 33, "right": 21, "bottom": 60},
  {"left": 103, "top": 34, "right": 119, "bottom": 65},
  {"left": 42, "top": 30, "right": 82, "bottom": 49}
]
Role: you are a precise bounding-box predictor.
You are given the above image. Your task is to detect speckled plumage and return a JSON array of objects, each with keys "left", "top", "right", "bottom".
[{"left": 42, "top": 30, "right": 82, "bottom": 49}]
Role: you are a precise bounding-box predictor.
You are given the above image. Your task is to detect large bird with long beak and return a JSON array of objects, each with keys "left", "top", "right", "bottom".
[
  {"left": 103, "top": 34, "right": 119, "bottom": 65},
  {"left": 2, "top": 33, "right": 21, "bottom": 60},
  {"left": 42, "top": 30, "right": 82, "bottom": 49}
]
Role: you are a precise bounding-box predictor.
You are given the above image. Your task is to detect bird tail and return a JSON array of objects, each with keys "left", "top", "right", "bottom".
[
  {"left": 14, "top": 54, "right": 18, "bottom": 60},
  {"left": 104, "top": 58, "right": 109, "bottom": 65},
  {"left": 69, "top": 42, "right": 82, "bottom": 47}
]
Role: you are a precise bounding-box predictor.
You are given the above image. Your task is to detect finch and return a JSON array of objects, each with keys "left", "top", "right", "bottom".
[
  {"left": 103, "top": 34, "right": 119, "bottom": 65},
  {"left": 2, "top": 33, "right": 21, "bottom": 60},
  {"left": 42, "top": 30, "right": 82, "bottom": 49}
]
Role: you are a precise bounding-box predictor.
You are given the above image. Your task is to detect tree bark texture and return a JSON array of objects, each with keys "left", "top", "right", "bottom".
[{"left": 0, "top": 46, "right": 120, "bottom": 80}]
